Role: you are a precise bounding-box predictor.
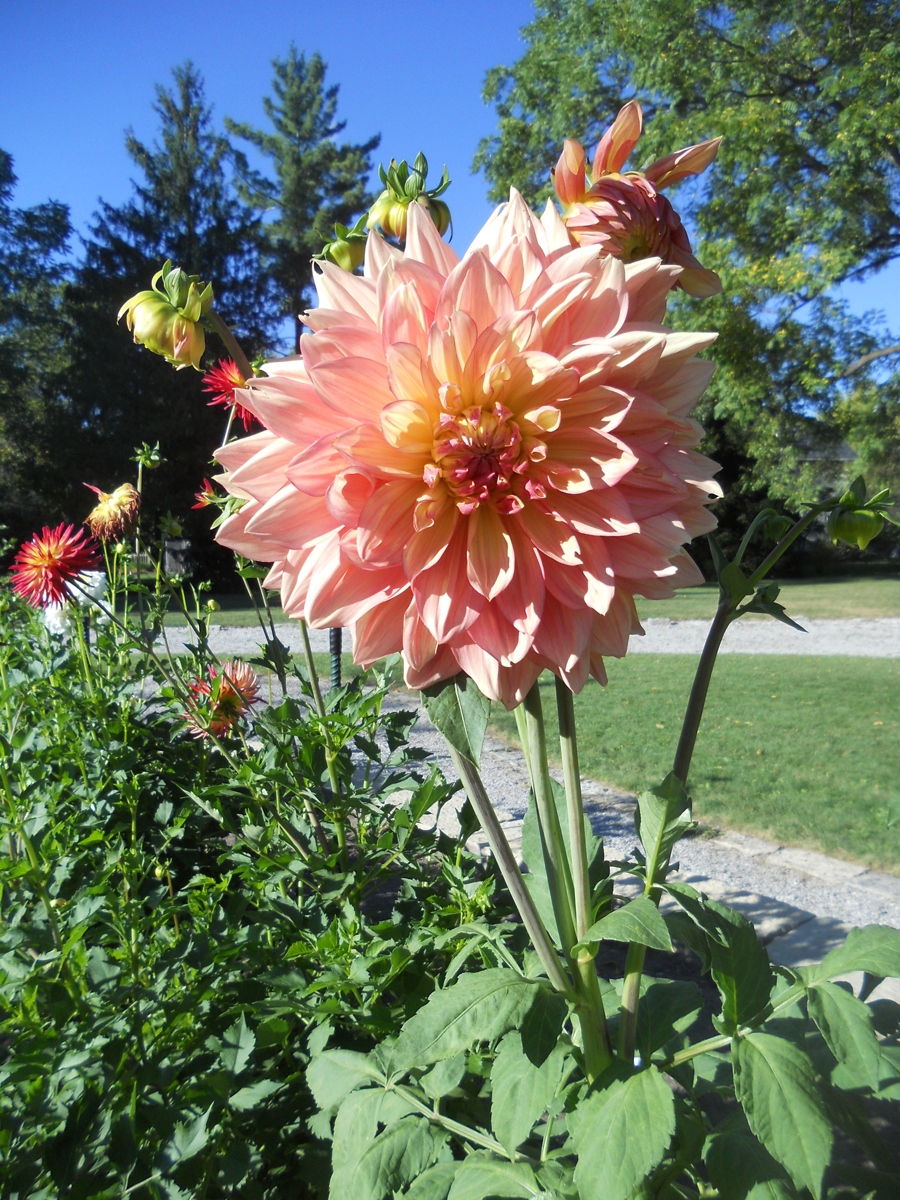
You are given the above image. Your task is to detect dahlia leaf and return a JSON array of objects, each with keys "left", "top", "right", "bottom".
[{"left": 422, "top": 673, "right": 489, "bottom": 767}]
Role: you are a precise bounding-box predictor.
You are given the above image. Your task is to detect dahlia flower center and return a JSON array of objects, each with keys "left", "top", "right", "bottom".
[{"left": 430, "top": 402, "right": 527, "bottom": 515}]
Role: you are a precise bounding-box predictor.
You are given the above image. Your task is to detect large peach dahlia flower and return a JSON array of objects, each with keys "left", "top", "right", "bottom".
[{"left": 213, "top": 196, "right": 720, "bottom": 708}]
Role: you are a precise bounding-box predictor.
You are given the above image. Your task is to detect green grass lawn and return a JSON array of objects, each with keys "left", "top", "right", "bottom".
[
  {"left": 633, "top": 575, "right": 900, "bottom": 622},
  {"left": 158, "top": 574, "right": 898, "bottom": 626},
  {"left": 488, "top": 655, "right": 900, "bottom": 874}
]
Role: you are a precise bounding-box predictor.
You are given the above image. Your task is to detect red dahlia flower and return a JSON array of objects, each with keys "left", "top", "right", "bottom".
[
  {"left": 212, "top": 198, "right": 721, "bottom": 709},
  {"left": 553, "top": 101, "right": 722, "bottom": 298},
  {"left": 10, "top": 523, "right": 101, "bottom": 608},
  {"left": 203, "top": 359, "right": 257, "bottom": 431}
]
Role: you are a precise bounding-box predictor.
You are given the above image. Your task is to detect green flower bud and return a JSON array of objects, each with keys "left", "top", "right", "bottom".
[
  {"left": 366, "top": 154, "right": 451, "bottom": 243},
  {"left": 318, "top": 214, "right": 368, "bottom": 272},
  {"left": 117, "top": 260, "right": 213, "bottom": 370},
  {"left": 827, "top": 507, "right": 885, "bottom": 550}
]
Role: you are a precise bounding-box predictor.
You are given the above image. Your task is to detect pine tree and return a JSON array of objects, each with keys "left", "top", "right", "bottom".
[
  {"left": 227, "top": 46, "right": 380, "bottom": 351},
  {"left": 0, "top": 151, "right": 72, "bottom": 541}
]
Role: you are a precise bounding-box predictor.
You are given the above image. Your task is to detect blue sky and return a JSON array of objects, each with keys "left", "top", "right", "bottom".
[{"left": 2, "top": 0, "right": 897, "bottom": 335}]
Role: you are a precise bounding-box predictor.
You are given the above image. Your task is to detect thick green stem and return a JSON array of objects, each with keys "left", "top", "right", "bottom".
[
  {"left": 522, "top": 685, "right": 578, "bottom": 956},
  {"left": 523, "top": 683, "right": 611, "bottom": 1077},
  {"left": 445, "top": 745, "right": 575, "bottom": 1001},
  {"left": 555, "top": 680, "right": 613, "bottom": 1074},
  {"left": 208, "top": 310, "right": 254, "bottom": 382}
]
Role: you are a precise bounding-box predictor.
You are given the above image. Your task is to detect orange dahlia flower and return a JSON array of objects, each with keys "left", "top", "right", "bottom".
[
  {"left": 10, "top": 523, "right": 101, "bottom": 608},
  {"left": 212, "top": 198, "right": 720, "bottom": 709},
  {"left": 186, "top": 660, "right": 260, "bottom": 739},
  {"left": 553, "top": 101, "right": 722, "bottom": 298}
]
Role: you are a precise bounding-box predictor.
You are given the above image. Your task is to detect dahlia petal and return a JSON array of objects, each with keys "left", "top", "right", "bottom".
[
  {"left": 591, "top": 590, "right": 643, "bottom": 658},
  {"left": 351, "top": 589, "right": 409, "bottom": 665},
  {"left": 308, "top": 357, "right": 395, "bottom": 422},
  {"left": 405, "top": 201, "right": 460, "bottom": 276},
  {"left": 532, "top": 599, "right": 593, "bottom": 680},
  {"left": 650, "top": 358, "right": 716, "bottom": 417},
  {"left": 215, "top": 429, "right": 279, "bottom": 479},
  {"left": 364, "top": 230, "right": 402, "bottom": 278},
  {"left": 624, "top": 259, "right": 683, "bottom": 323},
  {"left": 546, "top": 487, "right": 640, "bottom": 538},
  {"left": 380, "top": 398, "right": 434, "bottom": 451},
  {"left": 245, "top": 486, "right": 336, "bottom": 550},
  {"left": 451, "top": 643, "right": 541, "bottom": 710},
  {"left": 357, "top": 478, "right": 423, "bottom": 567},
  {"left": 495, "top": 520, "right": 545, "bottom": 636},
  {"left": 675, "top": 263, "right": 723, "bottom": 298},
  {"left": 413, "top": 523, "right": 485, "bottom": 641},
  {"left": 403, "top": 642, "right": 460, "bottom": 691},
  {"left": 286, "top": 434, "right": 347, "bottom": 496},
  {"left": 467, "top": 504, "right": 515, "bottom": 600},
  {"left": 539, "top": 199, "right": 571, "bottom": 253},
  {"left": 334, "top": 423, "right": 426, "bottom": 479},
  {"left": 326, "top": 468, "right": 376, "bottom": 527},
  {"left": 644, "top": 137, "right": 722, "bottom": 190},
  {"left": 380, "top": 280, "right": 430, "bottom": 356},
  {"left": 404, "top": 489, "right": 459, "bottom": 577},
  {"left": 313, "top": 260, "right": 378, "bottom": 323},
  {"left": 306, "top": 551, "right": 408, "bottom": 628},
  {"left": 516, "top": 503, "right": 582, "bottom": 564},
  {"left": 386, "top": 342, "right": 441, "bottom": 411},
  {"left": 300, "top": 325, "right": 384, "bottom": 367},
  {"left": 466, "top": 311, "right": 542, "bottom": 389},
  {"left": 216, "top": 502, "right": 283, "bottom": 561},
  {"left": 467, "top": 601, "right": 532, "bottom": 664},
  {"left": 403, "top": 601, "right": 441, "bottom": 671},
  {"left": 434, "top": 251, "right": 516, "bottom": 335},
  {"left": 241, "top": 375, "right": 348, "bottom": 444},
  {"left": 228, "top": 436, "right": 297, "bottom": 504},
  {"left": 553, "top": 138, "right": 587, "bottom": 207},
  {"left": 593, "top": 100, "right": 643, "bottom": 177},
  {"left": 428, "top": 311, "right": 477, "bottom": 385}
]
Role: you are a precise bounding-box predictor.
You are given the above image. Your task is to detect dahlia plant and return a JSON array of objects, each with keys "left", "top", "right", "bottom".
[{"left": 69, "top": 116, "right": 900, "bottom": 1196}]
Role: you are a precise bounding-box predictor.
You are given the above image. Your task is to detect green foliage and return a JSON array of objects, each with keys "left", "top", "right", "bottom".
[
  {"left": 0, "top": 585, "right": 490, "bottom": 1197},
  {"left": 226, "top": 47, "right": 379, "bottom": 351},
  {"left": 475, "top": 0, "right": 900, "bottom": 522}
]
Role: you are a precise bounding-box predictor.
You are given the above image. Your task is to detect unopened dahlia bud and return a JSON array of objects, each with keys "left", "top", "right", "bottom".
[
  {"left": 117, "top": 260, "right": 213, "bottom": 370},
  {"left": 552, "top": 103, "right": 721, "bottom": 297},
  {"left": 827, "top": 508, "right": 884, "bottom": 550},
  {"left": 318, "top": 214, "right": 368, "bottom": 272},
  {"left": 367, "top": 153, "right": 451, "bottom": 243},
  {"left": 84, "top": 482, "right": 141, "bottom": 541}
]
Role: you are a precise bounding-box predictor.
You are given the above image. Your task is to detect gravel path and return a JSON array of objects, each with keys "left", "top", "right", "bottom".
[
  {"left": 166, "top": 618, "right": 900, "bottom": 941},
  {"left": 167, "top": 615, "right": 900, "bottom": 660}
]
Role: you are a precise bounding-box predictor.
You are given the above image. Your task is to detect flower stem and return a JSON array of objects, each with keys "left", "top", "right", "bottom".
[
  {"left": 299, "top": 620, "right": 348, "bottom": 872},
  {"left": 208, "top": 310, "right": 254, "bottom": 382},
  {"left": 522, "top": 683, "right": 611, "bottom": 1077},
  {"left": 522, "top": 684, "right": 578, "bottom": 956},
  {"left": 553, "top": 679, "right": 613, "bottom": 1077},
  {"left": 444, "top": 744, "right": 575, "bottom": 1001}
]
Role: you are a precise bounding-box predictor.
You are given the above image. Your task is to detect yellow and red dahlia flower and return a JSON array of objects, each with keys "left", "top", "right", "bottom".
[
  {"left": 553, "top": 102, "right": 722, "bottom": 298},
  {"left": 84, "top": 482, "right": 141, "bottom": 540},
  {"left": 212, "top": 196, "right": 720, "bottom": 708},
  {"left": 186, "top": 660, "right": 260, "bottom": 739},
  {"left": 10, "top": 523, "right": 101, "bottom": 608}
]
